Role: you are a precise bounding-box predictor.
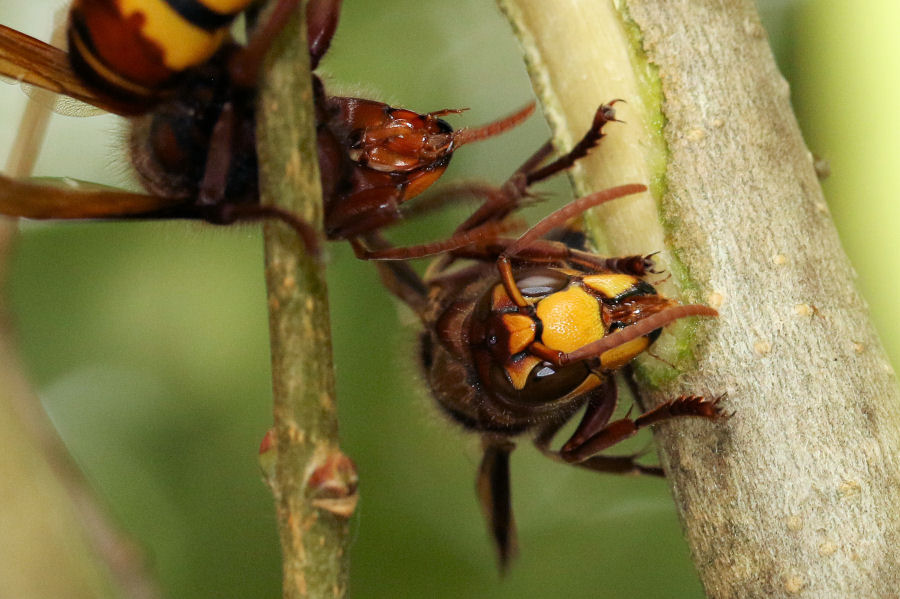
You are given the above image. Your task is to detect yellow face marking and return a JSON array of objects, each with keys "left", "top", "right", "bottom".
[
  {"left": 119, "top": 0, "right": 230, "bottom": 70},
  {"left": 500, "top": 313, "right": 536, "bottom": 354},
  {"left": 599, "top": 337, "right": 650, "bottom": 370},
  {"left": 504, "top": 355, "right": 542, "bottom": 391},
  {"left": 559, "top": 372, "right": 604, "bottom": 401},
  {"left": 582, "top": 273, "right": 640, "bottom": 298},
  {"left": 535, "top": 287, "right": 605, "bottom": 354}
]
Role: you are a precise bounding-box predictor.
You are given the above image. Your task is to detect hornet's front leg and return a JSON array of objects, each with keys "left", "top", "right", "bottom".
[
  {"left": 559, "top": 394, "right": 727, "bottom": 463},
  {"left": 533, "top": 377, "right": 664, "bottom": 476}
]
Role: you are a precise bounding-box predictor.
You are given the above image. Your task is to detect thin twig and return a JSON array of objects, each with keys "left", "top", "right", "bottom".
[{"left": 255, "top": 1, "right": 354, "bottom": 597}]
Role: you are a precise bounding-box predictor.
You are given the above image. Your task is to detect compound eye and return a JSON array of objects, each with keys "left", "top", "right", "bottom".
[
  {"left": 515, "top": 268, "right": 569, "bottom": 298},
  {"left": 489, "top": 360, "right": 591, "bottom": 405},
  {"left": 434, "top": 118, "right": 453, "bottom": 134},
  {"left": 521, "top": 362, "right": 592, "bottom": 403}
]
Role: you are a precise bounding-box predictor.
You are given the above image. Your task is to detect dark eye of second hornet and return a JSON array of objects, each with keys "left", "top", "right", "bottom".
[{"left": 515, "top": 268, "right": 570, "bottom": 298}]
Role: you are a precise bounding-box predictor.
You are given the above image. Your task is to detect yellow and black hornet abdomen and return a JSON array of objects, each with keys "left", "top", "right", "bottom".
[{"left": 68, "top": 0, "right": 252, "bottom": 101}]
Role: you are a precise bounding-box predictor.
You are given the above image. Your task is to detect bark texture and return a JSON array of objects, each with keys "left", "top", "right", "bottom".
[
  {"left": 256, "top": 1, "right": 354, "bottom": 598},
  {"left": 497, "top": 0, "right": 900, "bottom": 597}
]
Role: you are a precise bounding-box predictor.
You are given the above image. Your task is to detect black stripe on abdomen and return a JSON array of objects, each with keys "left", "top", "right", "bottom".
[{"left": 165, "top": 0, "right": 236, "bottom": 31}]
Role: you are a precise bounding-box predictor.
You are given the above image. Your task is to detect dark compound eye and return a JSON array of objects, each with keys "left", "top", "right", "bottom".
[
  {"left": 489, "top": 360, "right": 592, "bottom": 405},
  {"left": 520, "top": 361, "right": 591, "bottom": 403},
  {"left": 435, "top": 118, "right": 453, "bottom": 134},
  {"left": 515, "top": 268, "right": 570, "bottom": 297}
]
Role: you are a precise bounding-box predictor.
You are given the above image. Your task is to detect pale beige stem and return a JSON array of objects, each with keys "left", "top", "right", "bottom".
[
  {"left": 0, "top": 14, "right": 161, "bottom": 599},
  {"left": 497, "top": 0, "right": 900, "bottom": 597}
]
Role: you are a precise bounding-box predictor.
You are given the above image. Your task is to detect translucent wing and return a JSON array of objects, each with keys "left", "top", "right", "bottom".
[
  {"left": 23, "top": 83, "right": 108, "bottom": 117},
  {"left": 0, "top": 24, "right": 139, "bottom": 117},
  {"left": 1, "top": 74, "right": 109, "bottom": 117}
]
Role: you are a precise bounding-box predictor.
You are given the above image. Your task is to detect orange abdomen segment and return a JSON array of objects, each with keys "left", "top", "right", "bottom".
[{"left": 68, "top": 0, "right": 247, "bottom": 99}]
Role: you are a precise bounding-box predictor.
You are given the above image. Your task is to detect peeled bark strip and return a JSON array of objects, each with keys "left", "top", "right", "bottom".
[
  {"left": 256, "top": 2, "right": 351, "bottom": 597},
  {"left": 497, "top": 0, "right": 900, "bottom": 597}
]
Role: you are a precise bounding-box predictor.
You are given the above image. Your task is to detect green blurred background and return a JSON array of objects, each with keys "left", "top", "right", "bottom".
[{"left": 0, "top": 1, "right": 896, "bottom": 597}]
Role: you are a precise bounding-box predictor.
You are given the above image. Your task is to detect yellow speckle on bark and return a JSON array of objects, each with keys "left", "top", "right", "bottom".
[
  {"left": 686, "top": 128, "right": 705, "bottom": 143},
  {"left": 793, "top": 304, "right": 813, "bottom": 317},
  {"left": 837, "top": 480, "right": 861, "bottom": 499},
  {"left": 753, "top": 340, "right": 772, "bottom": 355},
  {"left": 818, "top": 540, "right": 838, "bottom": 556},
  {"left": 783, "top": 573, "right": 806, "bottom": 594}
]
